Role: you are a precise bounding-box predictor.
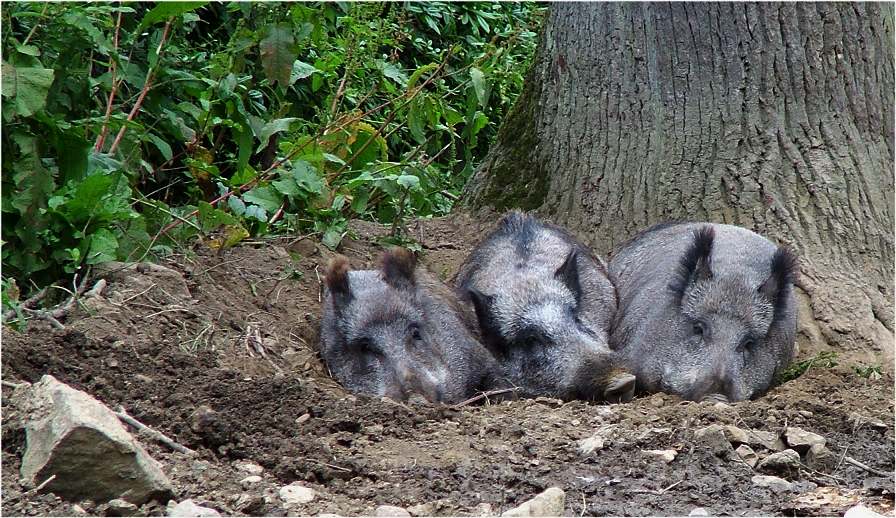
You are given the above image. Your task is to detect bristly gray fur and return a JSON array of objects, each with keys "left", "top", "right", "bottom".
[
  {"left": 319, "top": 250, "right": 506, "bottom": 403},
  {"left": 455, "top": 210, "right": 631, "bottom": 401},
  {"left": 608, "top": 222, "right": 798, "bottom": 402}
]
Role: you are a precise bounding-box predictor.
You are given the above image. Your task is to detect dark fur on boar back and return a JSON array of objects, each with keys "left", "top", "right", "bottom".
[
  {"left": 455, "top": 211, "right": 635, "bottom": 402},
  {"left": 609, "top": 223, "right": 798, "bottom": 402},
  {"left": 319, "top": 248, "right": 503, "bottom": 403}
]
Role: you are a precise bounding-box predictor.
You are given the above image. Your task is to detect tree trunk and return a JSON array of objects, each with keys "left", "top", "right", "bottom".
[{"left": 463, "top": 3, "right": 894, "bottom": 361}]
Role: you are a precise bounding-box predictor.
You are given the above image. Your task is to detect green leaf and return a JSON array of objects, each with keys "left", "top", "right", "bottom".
[
  {"left": 85, "top": 228, "right": 118, "bottom": 265},
  {"left": 256, "top": 117, "right": 297, "bottom": 153},
  {"left": 63, "top": 12, "right": 113, "bottom": 55},
  {"left": 408, "top": 98, "right": 426, "bottom": 144},
  {"left": 322, "top": 228, "right": 343, "bottom": 250},
  {"left": 292, "top": 161, "right": 324, "bottom": 194},
  {"left": 140, "top": 1, "right": 208, "bottom": 28},
  {"left": 380, "top": 61, "right": 408, "bottom": 86},
  {"left": 260, "top": 25, "right": 297, "bottom": 88},
  {"left": 242, "top": 185, "right": 282, "bottom": 212},
  {"left": 289, "top": 60, "right": 320, "bottom": 84},
  {"left": 396, "top": 174, "right": 421, "bottom": 190},
  {"left": 2, "top": 63, "right": 54, "bottom": 117},
  {"left": 407, "top": 63, "right": 438, "bottom": 91},
  {"left": 198, "top": 201, "right": 239, "bottom": 231},
  {"left": 469, "top": 67, "right": 489, "bottom": 108},
  {"left": 148, "top": 134, "right": 173, "bottom": 161}
]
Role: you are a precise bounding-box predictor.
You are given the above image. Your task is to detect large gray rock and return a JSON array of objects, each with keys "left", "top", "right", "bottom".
[
  {"left": 502, "top": 487, "right": 565, "bottom": 517},
  {"left": 13, "top": 375, "right": 173, "bottom": 504}
]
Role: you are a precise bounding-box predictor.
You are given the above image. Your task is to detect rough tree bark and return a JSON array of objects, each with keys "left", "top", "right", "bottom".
[{"left": 463, "top": 3, "right": 894, "bottom": 361}]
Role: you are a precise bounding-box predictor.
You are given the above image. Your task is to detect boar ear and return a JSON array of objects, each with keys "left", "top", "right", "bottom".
[
  {"left": 381, "top": 247, "right": 417, "bottom": 290},
  {"left": 758, "top": 246, "right": 798, "bottom": 315},
  {"left": 325, "top": 255, "right": 352, "bottom": 305},
  {"left": 555, "top": 249, "right": 582, "bottom": 307},
  {"left": 669, "top": 226, "right": 715, "bottom": 302},
  {"left": 468, "top": 288, "right": 502, "bottom": 347}
]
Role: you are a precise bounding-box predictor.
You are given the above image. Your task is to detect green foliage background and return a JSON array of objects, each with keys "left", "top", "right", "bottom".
[{"left": 1, "top": 1, "right": 545, "bottom": 306}]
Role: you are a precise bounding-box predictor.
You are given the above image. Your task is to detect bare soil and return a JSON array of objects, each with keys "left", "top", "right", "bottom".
[{"left": 2, "top": 214, "right": 893, "bottom": 517}]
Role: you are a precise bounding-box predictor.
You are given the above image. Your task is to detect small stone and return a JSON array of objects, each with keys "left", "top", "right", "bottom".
[
  {"left": 473, "top": 503, "right": 495, "bottom": 516},
  {"left": 747, "top": 430, "right": 787, "bottom": 451},
  {"left": 862, "top": 477, "right": 895, "bottom": 495},
  {"left": 785, "top": 427, "right": 827, "bottom": 452},
  {"left": 107, "top": 499, "right": 139, "bottom": 516},
  {"left": 502, "top": 487, "right": 565, "bottom": 517},
  {"left": 279, "top": 482, "right": 316, "bottom": 506},
  {"left": 735, "top": 444, "right": 759, "bottom": 468},
  {"left": 844, "top": 505, "right": 886, "bottom": 518},
  {"left": 72, "top": 505, "right": 87, "bottom": 515},
  {"left": 407, "top": 503, "right": 435, "bottom": 516},
  {"left": 688, "top": 508, "right": 709, "bottom": 516},
  {"left": 235, "top": 461, "right": 264, "bottom": 475},
  {"left": 805, "top": 443, "right": 836, "bottom": 471},
  {"left": 296, "top": 413, "right": 311, "bottom": 424},
  {"left": 757, "top": 449, "right": 801, "bottom": 473},
  {"left": 714, "top": 401, "right": 731, "bottom": 410},
  {"left": 722, "top": 425, "right": 750, "bottom": 445},
  {"left": 167, "top": 499, "right": 221, "bottom": 517},
  {"left": 374, "top": 505, "right": 411, "bottom": 517},
  {"left": 643, "top": 449, "right": 677, "bottom": 463},
  {"left": 752, "top": 475, "right": 794, "bottom": 493},
  {"left": 578, "top": 434, "right": 605, "bottom": 454},
  {"left": 240, "top": 475, "right": 262, "bottom": 488},
  {"left": 798, "top": 410, "right": 813, "bottom": 418},
  {"left": 694, "top": 425, "right": 733, "bottom": 457}
]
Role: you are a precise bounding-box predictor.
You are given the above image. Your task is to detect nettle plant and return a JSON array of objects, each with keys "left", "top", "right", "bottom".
[{"left": 1, "top": 2, "right": 545, "bottom": 313}]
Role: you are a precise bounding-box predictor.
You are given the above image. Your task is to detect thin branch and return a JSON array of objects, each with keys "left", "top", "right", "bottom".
[
  {"left": 108, "top": 20, "right": 173, "bottom": 155},
  {"left": 451, "top": 387, "right": 518, "bottom": 408},
  {"left": 94, "top": 8, "right": 124, "bottom": 152},
  {"left": 114, "top": 406, "right": 198, "bottom": 456},
  {"left": 21, "top": 4, "right": 50, "bottom": 46},
  {"left": 843, "top": 456, "right": 891, "bottom": 477},
  {"left": 2, "top": 287, "right": 48, "bottom": 321}
]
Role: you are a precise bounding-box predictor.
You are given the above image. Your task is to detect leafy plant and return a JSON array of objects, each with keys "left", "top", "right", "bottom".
[
  {"left": 777, "top": 351, "right": 839, "bottom": 383},
  {"left": 1, "top": 2, "right": 546, "bottom": 305}
]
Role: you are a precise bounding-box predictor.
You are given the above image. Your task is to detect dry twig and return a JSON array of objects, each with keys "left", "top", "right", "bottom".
[
  {"left": 451, "top": 387, "right": 519, "bottom": 408},
  {"left": 114, "top": 406, "right": 198, "bottom": 456}
]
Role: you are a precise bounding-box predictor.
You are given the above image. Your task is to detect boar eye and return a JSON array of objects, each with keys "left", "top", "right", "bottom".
[
  {"left": 692, "top": 321, "right": 705, "bottom": 336},
  {"left": 740, "top": 336, "right": 757, "bottom": 352},
  {"left": 409, "top": 323, "right": 423, "bottom": 342}
]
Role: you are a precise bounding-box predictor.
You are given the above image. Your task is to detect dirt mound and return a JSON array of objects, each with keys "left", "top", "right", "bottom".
[{"left": 2, "top": 215, "right": 893, "bottom": 516}]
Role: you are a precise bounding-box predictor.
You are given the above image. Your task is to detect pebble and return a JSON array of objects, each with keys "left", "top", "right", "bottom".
[
  {"left": 734, "top": 444, "right": 759, "bottom": 468},
  {"left": 167, "top": 499, "right": 221, "bottom": 517},
  {"left": 805, "top": 443, "right": 836, "bottom": 471},
  {"left": 844, "top": 505, "right": 886, "bottom": 518},
  {"left": 296, "top": 413, "right": 311, "bottom": 424},
  {"left": 643, "top": 449, "right": 677, "bottom": 463},
  {"left": 235, "top": 461, "right": 264, "bottom": 475},
  {"left": 279, "top": 482, "right": 317, "bottom": 506},
  {"left": 748, "top": 430, "right": 787, "bottom": 451},
  {"left": 374, "top": 505, "right": 411, "bottom": 517},
  {"left": 751, "top": 475, "right": 794, "bottom": 493},
  {"left": 757, "top": 449, "right": 801, "bottom": 473},
  {"left": 473, "top": 503, "right": 495, "bottom": 516},
  {"left": 722, "top": 425, "right": 750, "bottom": 445},
  {"left": 240, "top": 475, "right": 262, "bottom": 488},
  {"left": 501, "top": 487, "right": 565, "bottom": 517},
  {"left": 785, "top": 427, "right": 827, "bottom": 451},
  {"left": 107, "top": 499, "right": 139, "bottom": 516},
  {"left": 688, "top": 508, "right": 709, "bottom": 516},
  {"left": 578, "top": 434, "right": 605, "bottom": 454},
  {"left": 72, "top": 505, "right": 87, "bottom": 515},
  {"left": 694, "top": 425, "right": 732, "bottom": 457}
]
